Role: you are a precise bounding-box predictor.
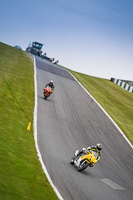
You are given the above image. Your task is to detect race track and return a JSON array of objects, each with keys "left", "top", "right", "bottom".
[{"left": 35, "top": 56, "right": 133, "bottom": 200}]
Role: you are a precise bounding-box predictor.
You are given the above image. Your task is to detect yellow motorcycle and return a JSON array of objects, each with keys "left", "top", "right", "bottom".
[{"left": 70, "top": 150, "right": 98, "bottom": 172}]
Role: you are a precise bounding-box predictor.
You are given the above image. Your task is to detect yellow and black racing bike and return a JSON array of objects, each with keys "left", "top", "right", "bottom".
[{"left": 70, "top": 150, "right": 98, "bottom": 172}]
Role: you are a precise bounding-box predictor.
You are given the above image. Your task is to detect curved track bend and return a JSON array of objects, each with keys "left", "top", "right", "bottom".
[{"left": 35, "top": 56, "right": 133, "bottom": 200}]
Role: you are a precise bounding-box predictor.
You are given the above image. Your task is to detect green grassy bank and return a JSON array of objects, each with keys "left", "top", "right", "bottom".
[
  {"left": 66, "top": 68, "right": 133, "bottom": 145},
  {"left": 0, "top": 42, "right": 58, "bottom": 200}
]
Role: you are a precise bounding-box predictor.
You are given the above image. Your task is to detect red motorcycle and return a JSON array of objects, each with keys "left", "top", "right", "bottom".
[{"left": 43, "top": 86, "right": 52, "bottom": 100}]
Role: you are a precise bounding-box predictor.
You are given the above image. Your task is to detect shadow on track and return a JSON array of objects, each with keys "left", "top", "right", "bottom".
[
  {"left": 38, "top": 96, "right": 53, "bottom": 102},
  {"left": 68, "top": 163, "right": 96, "bottom": 177}
]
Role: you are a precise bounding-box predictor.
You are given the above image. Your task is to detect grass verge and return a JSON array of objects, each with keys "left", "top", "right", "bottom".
[
  {"left": 66, "top": 68, "right": 133, "bottom": 145},
  {"left": 0, "top": 42, "right": 59, "bottom": 200}
]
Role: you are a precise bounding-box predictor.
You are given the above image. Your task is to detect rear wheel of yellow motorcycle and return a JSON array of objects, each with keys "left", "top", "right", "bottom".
[
  {"left": 70, "top": 157, "right": 74, "bottom": 165},
  {"left": 77, "top": 160, "right": 89, "bottom": 172}
]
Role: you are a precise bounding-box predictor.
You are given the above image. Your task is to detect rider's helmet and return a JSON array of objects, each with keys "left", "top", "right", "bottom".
[
  {"left": 96, "top": 143, "right": 102, "bottom": 151},
  {"left": 49, "top": 80, "right": 53, "bottom": 86}
]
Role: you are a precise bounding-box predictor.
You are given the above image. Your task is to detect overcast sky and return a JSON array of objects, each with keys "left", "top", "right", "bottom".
[{"left": 1, "top": 0, "right": 133, "bottom": 80}]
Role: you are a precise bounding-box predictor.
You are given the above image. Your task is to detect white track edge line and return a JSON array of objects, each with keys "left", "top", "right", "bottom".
[
  {"left": 66, "top": 70, "right": 133, "bottom": 149},
  {"left": 33, "top": 56, "right": 64, "bottom": 200}
]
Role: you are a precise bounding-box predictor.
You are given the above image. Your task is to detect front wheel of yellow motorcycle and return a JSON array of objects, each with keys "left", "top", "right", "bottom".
[{"left": 77, "top": 160, "right": 89, "bottom": 172}]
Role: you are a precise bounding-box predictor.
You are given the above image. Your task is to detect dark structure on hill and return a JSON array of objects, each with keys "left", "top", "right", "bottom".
[{"left": 26, "top": 41, "right": 43, "bottom": 57}]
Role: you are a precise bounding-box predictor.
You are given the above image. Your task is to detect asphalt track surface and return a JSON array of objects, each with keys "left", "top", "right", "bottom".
[{"left": 35, "top": 56, "right": 133, "bottom": 200}]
